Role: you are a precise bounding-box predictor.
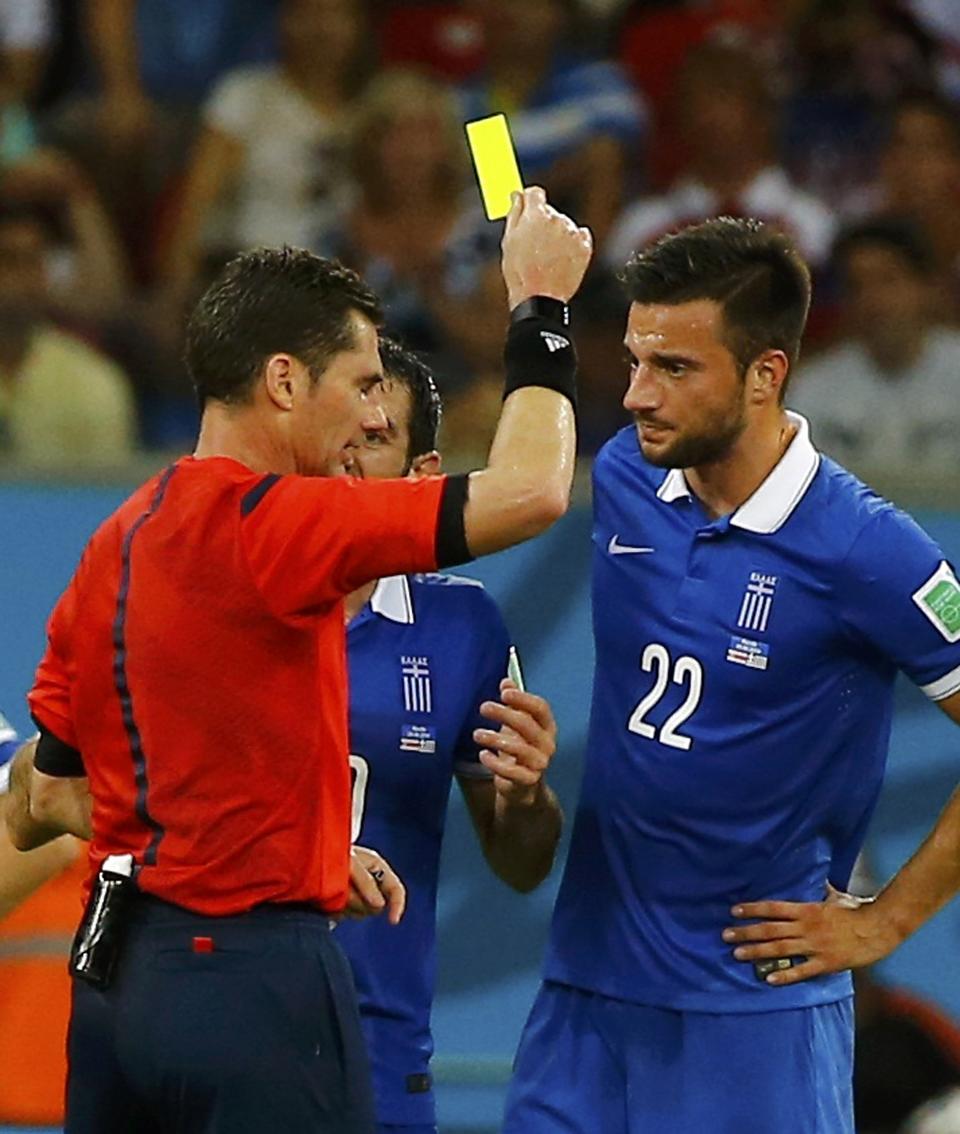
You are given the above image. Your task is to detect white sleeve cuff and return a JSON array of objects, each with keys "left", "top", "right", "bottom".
[{"left": 920, "top": 661, "right": 960, "bottom": 701}]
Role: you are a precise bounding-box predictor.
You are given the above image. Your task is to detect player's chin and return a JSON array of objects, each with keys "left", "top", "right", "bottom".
[{"left": 635, "top": 429, "right": 677, "bottom": 468}]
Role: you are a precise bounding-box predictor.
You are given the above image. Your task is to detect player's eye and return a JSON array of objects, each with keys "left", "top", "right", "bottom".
[{"left": 363, "top": 431, "right": 385, "bottom": 447}]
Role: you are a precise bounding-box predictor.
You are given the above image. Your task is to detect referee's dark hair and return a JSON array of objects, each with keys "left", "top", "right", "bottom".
[
  {"left": 185, "top": 246, "right": 382, "bottom": 406},
  {"left": 379, "top": 338, "right": 443, "bottom": 467},
  {"left": 621, "top": 217, "right": 812, "bottom": 399}
]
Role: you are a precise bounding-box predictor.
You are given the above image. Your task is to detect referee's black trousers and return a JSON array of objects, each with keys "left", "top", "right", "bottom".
[{"left": 65, "top": 897, "right": 375, "bottom": 1133}]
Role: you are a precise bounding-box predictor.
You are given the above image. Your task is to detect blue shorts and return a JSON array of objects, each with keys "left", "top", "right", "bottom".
[{"left": 503, "top": 981, "right": 854, "bottom": 1134}]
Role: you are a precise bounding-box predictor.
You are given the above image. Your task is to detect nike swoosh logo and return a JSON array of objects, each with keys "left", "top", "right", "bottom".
[{"left": 607, "top": 535, "right": 655, "bottom": 555}]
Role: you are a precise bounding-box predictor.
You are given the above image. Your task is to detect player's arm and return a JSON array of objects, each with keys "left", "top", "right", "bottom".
[
  {"left": 5, "top": 737, "right": 92, "bottom": 851},
  {"left": 725, "top": 517, "right": 960, "bottom": 985},
  {"left": 242, "top": 188, "right": 592, "bottom": 615},
  {"left": 460, "top": 187, "right": 592, "bottom": 557},
  {"left": 725, "top": 688, "right": 960, "bottom": 985},
  {"left": 459, "top": 680, "right": 563, "bottom": 893},
  {"left": 0, "top": 794, "right": 81, "bottom": 921}
]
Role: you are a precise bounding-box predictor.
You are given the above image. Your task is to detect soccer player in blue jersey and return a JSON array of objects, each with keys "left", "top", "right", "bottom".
[
  {"left": 503, "top": 217, "right": 960, "bottom": 1133},
  {"left": 336, "top": 339, "right": 563, "bottom": 1134}
]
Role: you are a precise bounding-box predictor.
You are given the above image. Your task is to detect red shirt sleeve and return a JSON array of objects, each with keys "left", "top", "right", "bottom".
[
  {"left": 28, "top": 577, "right": 80, "bottom": 749},
  {"left": 240, "top": 473, "right": 447, "bottom": 618}
]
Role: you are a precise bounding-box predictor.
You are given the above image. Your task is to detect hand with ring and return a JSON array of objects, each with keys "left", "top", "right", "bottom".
[{"left": 344, "top": 845, "right": 406, "bottom": 924}]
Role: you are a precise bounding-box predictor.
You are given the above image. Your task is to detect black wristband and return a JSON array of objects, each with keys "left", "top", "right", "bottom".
[
  {"left": 510, "top": 296, "right": 570, "bottom": 327},
  {"left": 33, "top": 724, "right": 85, "bottom": 777},
  {"left": 503, "top": 314, "right": 577, "bottom": 408}
]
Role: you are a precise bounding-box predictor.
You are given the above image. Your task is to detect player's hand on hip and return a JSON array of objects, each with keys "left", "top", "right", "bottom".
[
  {"left": 474, "top": 679, "right": 557, "bottom": 807},
  {"left": 723, "top": 884, "right": 900, "bottom": 985},
  {"left": 501, "top": 186, "right": 593, "bottom": 309},
  {"left": 344, "top": 845, "right": 406, "bottom": 925}
]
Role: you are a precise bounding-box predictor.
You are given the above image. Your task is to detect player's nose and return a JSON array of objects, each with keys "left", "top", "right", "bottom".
[
  {"left": 622, "top": 365, "right": 660, "bottom": 414},
  {"left": 360, "top": 401, "right": 388, "bottom": 433}
]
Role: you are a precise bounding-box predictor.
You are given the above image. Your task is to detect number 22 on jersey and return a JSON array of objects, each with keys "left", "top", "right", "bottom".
[{"left": 627, "top": 643, "right": 703, "bottom": 750}]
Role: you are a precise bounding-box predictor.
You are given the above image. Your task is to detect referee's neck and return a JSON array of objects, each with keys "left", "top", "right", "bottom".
[{"left": 194, "top": 404, "right": 294, "bottom": 476}]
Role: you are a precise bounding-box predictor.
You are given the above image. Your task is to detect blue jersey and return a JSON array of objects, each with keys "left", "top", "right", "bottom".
[
  {"left": 546, "top": 415, "right": 960, "bottom": 1014},
  {"left": 0, "top": 711, "right": 18, "bottom": 792},
  {"left": 334, "top": 573, "right": 511, "bottom": 1126}
]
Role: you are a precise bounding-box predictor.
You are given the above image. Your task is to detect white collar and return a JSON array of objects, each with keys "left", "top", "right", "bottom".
[
  {"left": 369, "top": 575, "right": 415, "bottom": 624},
  {"left": 655, "top": 412, "right": 820, "bottom": 534}
]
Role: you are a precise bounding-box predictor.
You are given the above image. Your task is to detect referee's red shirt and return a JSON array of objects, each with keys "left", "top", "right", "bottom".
[{"left": 28, "top": 456, "right": 448, "bottom": 916}]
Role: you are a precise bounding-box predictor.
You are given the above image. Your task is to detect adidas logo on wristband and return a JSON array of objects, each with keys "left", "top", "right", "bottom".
[{"left": 540, "top": 331, "right": 570, "bottom": 353}]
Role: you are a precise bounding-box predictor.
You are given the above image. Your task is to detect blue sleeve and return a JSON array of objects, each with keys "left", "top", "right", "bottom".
[
  {"left": 837, "top": 506, "right": 960, "bottom": 700},
  {"left": 0, "top": 711, "right": 18, "bottom": 768},
  {"left": 453, "top": 592, "right": 512, "bottom": 778},
  {"left": 0, "top": 713, "right": 19, "bottom": 793}
]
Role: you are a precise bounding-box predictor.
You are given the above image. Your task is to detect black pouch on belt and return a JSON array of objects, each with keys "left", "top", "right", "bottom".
[{"left": 69, "top": 853, "right": 136, "bottom": 989}]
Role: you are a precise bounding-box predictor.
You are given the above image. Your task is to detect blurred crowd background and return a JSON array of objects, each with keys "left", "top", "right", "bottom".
[
  {"left": 5, "top": 3, "right": 960, "bottom": 1133},
  {"left": 1, "top": 0, "right": 960, "bottom": 487}
]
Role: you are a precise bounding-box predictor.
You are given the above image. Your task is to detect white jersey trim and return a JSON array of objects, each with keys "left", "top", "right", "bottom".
[
  {"left": 920, "top": 661, "right": 960, "bottom": 702},
  {"left": 370, "top": 575, "right": 415, "bottom": 624},
  {"left": 656, "top": 412, "right": 820, "bottom": 534}
]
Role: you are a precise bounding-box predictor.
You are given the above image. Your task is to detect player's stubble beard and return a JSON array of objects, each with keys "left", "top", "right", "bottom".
[{"left": 634, "top": 382, "right": 748, "bottom": 470}]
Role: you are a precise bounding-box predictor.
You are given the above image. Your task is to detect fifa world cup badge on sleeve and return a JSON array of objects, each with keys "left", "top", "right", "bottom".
[{"left": 913, "top": 562, "right": 960, "bottom": 643}]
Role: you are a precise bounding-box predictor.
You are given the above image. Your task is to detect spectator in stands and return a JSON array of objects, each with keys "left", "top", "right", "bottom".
[
  {"left": 159, "top": 0, "right": 368, "bottom": 298},
  {"left": 316, "top": 68, "right": 503, "bottom": 402},
  {"left": 0, "top": 0, "right": 52, "bottom": 165},
  {"left": 616, "top": 0, "right": 789, "bottom": 189},
  {"left": 605, "top": 36, "right": 835, "bottom": 269},
  {"left": 377, "top": 0, "right": 485, "bottom": 82},
  {"left": 55, "top": 0, "right": 278, "bottom": 264},
  {"left": 86, "top": 0, "right": 277, "bottom": 116},
  {"left": 0, "top": 206, "right": 136, "bottom": 468},
  {"left": 0, "top": 148, "right": 129, "bottom": 322},
  {"left": 791, "top": 218, "right": 960, "bottom": 482},
  {"left": 850, "top": 92, "right": 960, "bottom": 318},
  {"left": 459, "top": 0, "right": 646, "bottom": 248}
]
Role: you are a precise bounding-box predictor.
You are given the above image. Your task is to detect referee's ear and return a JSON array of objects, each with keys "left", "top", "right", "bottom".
[{"left": 409, "top": 451, "right": 442, "bottom": 479}]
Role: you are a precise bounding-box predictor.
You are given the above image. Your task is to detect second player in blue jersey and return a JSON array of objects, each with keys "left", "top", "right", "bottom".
[
  {"left": 504, "top": 218, "right": 960, "bottom": 1134},
  {"left": 335, "top": 340, "right": 563, "bottom": 1133}
]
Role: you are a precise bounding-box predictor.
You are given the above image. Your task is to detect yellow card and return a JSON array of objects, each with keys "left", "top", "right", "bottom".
[{"left": 465, "top": 114, "right": 523, "bottom": 221}]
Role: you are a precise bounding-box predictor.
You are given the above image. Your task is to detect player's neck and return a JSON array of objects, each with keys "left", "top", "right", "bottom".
[
  {"left": 344, "top": 581, "right": 377, "bottom": 624},
  {"left": 194, "top": 405, "right": 297, "bottom": 475},
  {"left": 685, "top": 412, "right": 796, "bottom": 521}
]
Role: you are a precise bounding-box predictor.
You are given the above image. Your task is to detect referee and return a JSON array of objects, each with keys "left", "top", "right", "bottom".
[{"left": 5, "top": 187, "right": 591, "bottom": 1134}]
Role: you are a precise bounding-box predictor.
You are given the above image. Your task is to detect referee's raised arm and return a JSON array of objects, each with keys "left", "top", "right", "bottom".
[{"left": 462, "top": 186, "right": 592, "bottom": 557}]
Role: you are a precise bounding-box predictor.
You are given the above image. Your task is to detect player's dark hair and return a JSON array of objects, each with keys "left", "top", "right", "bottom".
[
  {"left": 379, "top": 338, "right": 442, "bottom": 464},
  {"left": 832, "top": 216, "right": 934, "bottom": 278},
  {"left": 185, "top": 246, "right": 382, "bottom": 406},
  {"left": 620, "top": 217, "right": 811, "bottom": 398}
]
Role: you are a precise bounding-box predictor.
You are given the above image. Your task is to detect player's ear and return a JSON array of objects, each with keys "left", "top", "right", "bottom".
[
  {"left": 409, "top": 451, "right": 441, "bottom": 479},
  {"left": 263, "top": 353, "right": 300, "bottom": 411},
  {"left": 749, "top": 351, "right": 788, "bottom": 406}
]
